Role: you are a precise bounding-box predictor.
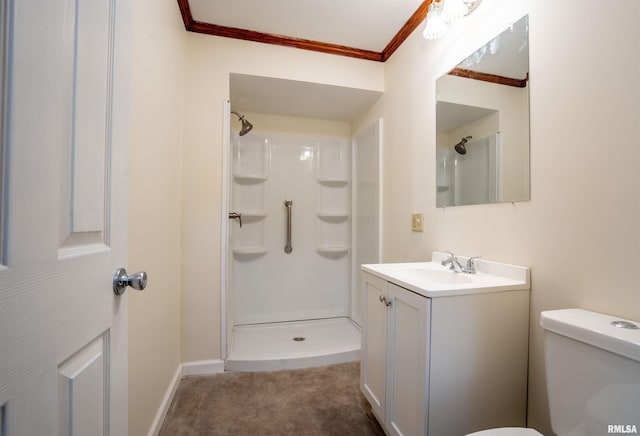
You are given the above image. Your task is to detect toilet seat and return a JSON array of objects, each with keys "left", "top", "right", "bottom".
[{"left": 465, "top": 427, "right": 543, "bottom": 436}]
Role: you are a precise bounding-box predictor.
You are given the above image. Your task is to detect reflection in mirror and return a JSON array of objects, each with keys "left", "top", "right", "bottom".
[{"left": 436, "top": 15, "right": 529, "bottom": 207}]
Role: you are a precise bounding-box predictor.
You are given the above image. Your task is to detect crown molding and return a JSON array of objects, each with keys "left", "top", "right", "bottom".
[{"left": 177, "top": 0, "right": 432, "bottom": 63}]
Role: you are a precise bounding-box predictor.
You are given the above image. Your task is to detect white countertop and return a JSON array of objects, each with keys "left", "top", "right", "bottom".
[{"left": 362, "top": 252, "right": 530, "bottom": 298}]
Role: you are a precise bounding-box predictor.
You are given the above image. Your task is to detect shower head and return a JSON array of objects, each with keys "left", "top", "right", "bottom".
[
  {"left": 454, "top": 136, "right": 472, "bottom": 155},
  {"left": 231, "top": 111, "right": 253, "bottom": 136}
]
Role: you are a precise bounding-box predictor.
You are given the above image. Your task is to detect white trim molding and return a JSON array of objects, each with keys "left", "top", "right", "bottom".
[
  {"left": 181, "top": 359, "right": 226, "bottom": 377},
  {"left": 147, "top": 359, "right": 225, "bottom": 436}
]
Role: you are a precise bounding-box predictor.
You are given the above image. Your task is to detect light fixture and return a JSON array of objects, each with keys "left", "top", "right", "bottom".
[
  {"left": 462, "top": 0, "right": 482, "bottom": 15},
  {"left": 440, "top": 0, "right": 466, "bottom": 23},
  {"left": 423, "top": 1, "right": 448, "bottom": 40},
  {"left": 423, "top": 0, "right": 482, "bottom": 40}
]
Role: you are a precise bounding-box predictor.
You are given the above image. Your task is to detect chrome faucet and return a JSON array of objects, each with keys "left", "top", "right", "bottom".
[
  {"left": 463, "top": 256, "right": 481, "bottom": 274},
  {"left": 441, "top": 252, "right": 481, "bottom": 274},
  {"left": 441, "top": 251, "right": 463, "bottom": 272}
]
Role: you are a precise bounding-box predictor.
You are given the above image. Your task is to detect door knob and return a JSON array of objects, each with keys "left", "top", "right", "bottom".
[{"left": 113, "top": 267, "right": 148, "bottom": 295}]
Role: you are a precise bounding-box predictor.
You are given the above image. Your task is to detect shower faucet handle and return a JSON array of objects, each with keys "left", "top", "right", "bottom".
[{"left": 229, "top": 212, "right": 242, "bottom": 228}]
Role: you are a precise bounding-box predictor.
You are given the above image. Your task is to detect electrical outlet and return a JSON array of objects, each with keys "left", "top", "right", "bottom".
[{"left": 411, "top": 213, "right": 424, "bottom": 232}]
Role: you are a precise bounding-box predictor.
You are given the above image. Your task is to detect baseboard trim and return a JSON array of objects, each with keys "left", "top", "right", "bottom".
[
  {"left": 182, "top": 359, "right": 225, "bottom": 377},
  {"left": 147, "top": 359, "right": 225, "bottom": 436},
  {"left": 147, "top": 365, "right": 182, "bottom": 436}
]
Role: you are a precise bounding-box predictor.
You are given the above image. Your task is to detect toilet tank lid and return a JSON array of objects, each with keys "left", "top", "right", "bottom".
[
  {"left": 540, "top": 309, "right": 640, "bottom": 362},
  {"left": 465, "top": 428, "right": 543, "bottom": 436}
]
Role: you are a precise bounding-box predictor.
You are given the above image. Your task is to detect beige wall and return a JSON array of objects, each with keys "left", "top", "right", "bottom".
[
  {"left": 355, "top": 0, "right": 640, "bottom": 433},
  {"left": 181, "top": 34, "right": 384, "bottom": 362},
  {"left": 128, "top": 0, "right": 186, "bottom": 435}
]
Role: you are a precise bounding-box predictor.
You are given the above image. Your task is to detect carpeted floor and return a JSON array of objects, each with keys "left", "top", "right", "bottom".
[{"left": 158, "top": 361, "right": 385, "bottom": 436}]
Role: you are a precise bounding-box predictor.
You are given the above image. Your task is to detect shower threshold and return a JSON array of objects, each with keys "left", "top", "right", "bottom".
[{"left": 225, "top": 317, "right": 360, "bottom": 372}]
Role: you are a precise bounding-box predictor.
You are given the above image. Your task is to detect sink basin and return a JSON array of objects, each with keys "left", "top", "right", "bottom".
[
  {"left": 401, "top": 268, "right": 473, "bottom": 285},
  {"left": 361, "top": 252, "right": 530, "bottom": 298}
]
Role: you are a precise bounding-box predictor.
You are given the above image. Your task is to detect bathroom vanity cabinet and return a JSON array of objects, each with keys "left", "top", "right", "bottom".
[
  {"left": 362, "top": 273, "right": 430, "bottom": 435},
  {"left": 361, "top": 262, "right": 530, "bottom": 436}
]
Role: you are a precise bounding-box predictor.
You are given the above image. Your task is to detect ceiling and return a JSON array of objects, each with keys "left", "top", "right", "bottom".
[
  {"left": 436, "top": 101, "right": 496, "bottom": 132},
  {"left": 178, "top": 0, "right": 429, "bottom": 62}
]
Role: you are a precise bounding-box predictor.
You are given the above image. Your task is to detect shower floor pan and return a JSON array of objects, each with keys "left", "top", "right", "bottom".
[{"left": 225, "top": 317, "right": 360, "bottom": 372}]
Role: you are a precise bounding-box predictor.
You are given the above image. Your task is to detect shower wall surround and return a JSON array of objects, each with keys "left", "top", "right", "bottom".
[{"left": 230, "top": 124, "right": 352, "bottom": 326}]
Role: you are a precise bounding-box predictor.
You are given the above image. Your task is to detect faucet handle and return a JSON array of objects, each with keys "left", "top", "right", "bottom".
[{"left": 465, "top": 256, "right": 482, "bottom": 273}]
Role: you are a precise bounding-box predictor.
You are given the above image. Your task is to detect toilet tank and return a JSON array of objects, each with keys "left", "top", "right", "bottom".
[{"left": 540, "top": 309, "right": 640, "bottom": 436}]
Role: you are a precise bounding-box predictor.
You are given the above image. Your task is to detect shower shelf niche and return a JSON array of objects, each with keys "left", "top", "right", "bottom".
[
  {"left": 230, "top": 211, "right": 266, "bottom": 258},
  {"left": 315, "top": 139, "right": 350, "bottom": 259},
  {"left": 317, "top": 212, "right": 349, "bottom": 220},
  {"left": 316, "top": 184, "right": 349, "bottom": 215},
  {"left": 233, "top": 174, "right": 267, "bottom": 183},
  {"left": 232, "top": 247, "right": 268, "bottom": 256},
  {"left": 316, "top": 246, "right": 349, "bottom": 254},
  {"left": 317, "top": 178, "right": 349, "bottom": 186},
  {"left": 233, "top": 134, "right": 269, "bottom": 182}
]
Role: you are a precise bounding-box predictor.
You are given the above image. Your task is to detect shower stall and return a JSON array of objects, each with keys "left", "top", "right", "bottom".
[{"left": 222, "top": 106, "right": 381, "bottom": 371}]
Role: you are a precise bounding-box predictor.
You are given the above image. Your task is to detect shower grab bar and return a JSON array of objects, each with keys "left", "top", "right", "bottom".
[{"left": 284, "top": 198, "right": 293, "bottom": 254}]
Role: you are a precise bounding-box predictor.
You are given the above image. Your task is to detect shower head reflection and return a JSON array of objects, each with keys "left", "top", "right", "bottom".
[{"left": 454, "top": 136, "right": 472, "bottom": 155}]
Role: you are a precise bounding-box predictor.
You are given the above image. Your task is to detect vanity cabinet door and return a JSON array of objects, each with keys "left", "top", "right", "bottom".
[
  {"left": 385, "top": 283, "right": 430, "bottom": 436},
  {"left": 361, "top": 272, "right": 389, "bottom": 422}
]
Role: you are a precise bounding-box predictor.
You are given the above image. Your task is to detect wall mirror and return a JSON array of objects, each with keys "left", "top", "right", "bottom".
[{"left": 436, "top": 15, "right": 530, "bottom": 207}]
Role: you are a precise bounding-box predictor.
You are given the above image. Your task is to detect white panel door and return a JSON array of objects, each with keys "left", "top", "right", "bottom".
[{"left": 0, "top": 0, "right": 133, "bottom": 434}]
